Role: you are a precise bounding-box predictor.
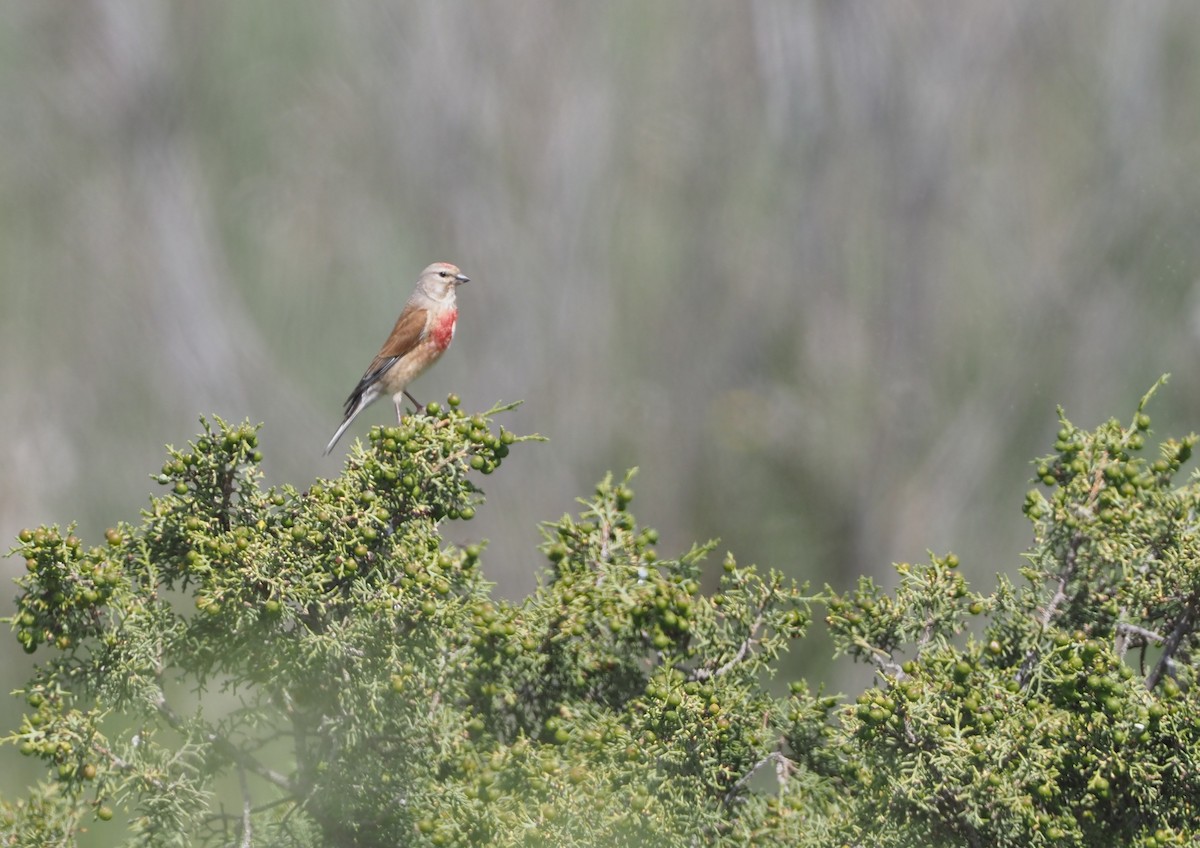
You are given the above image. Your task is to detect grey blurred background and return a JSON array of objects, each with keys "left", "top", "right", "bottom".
[{"left": 5, "top": 0, "right": 1200, "bottom": 797}]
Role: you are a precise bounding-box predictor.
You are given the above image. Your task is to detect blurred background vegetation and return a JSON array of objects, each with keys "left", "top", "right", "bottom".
[{"left": 5, "top": 0, "right": 1200, "bottom": 811}]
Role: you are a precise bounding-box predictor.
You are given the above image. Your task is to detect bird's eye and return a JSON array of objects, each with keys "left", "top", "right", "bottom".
[{"left": 439, "top": 271, "right": 449, "bottom": 278}]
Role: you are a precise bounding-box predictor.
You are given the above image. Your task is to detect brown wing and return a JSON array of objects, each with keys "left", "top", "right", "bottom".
[{"left": 342, "top": 305, "right": 428, "bottom": 413}]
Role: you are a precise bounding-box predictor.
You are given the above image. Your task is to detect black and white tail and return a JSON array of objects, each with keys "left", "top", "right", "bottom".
[{"left": 323, "top": 384, "right": 380, "bottom": 455}]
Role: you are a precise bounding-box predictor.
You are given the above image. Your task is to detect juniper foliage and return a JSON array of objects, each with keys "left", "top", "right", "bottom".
[
  {"left": 4, "top": 382, "right": 1200, "bottom": 847},
  {"left": 825, "top": 378, "right": 1200, "bottom": 847}
]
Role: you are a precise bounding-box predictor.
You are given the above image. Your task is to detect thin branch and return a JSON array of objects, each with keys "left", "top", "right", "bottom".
[
  {"left": 238, "top": 766, "right": 253, "bottom": 848},
  {"left": 154, "top": 693, "right": 296, "bottom": 793},
  {"left": 1016, "top": 528, "right": 1085, "bottom": 686},
  {"left": 92, "top": 742, "right": 168, "bottom": 792},
  {"left": 596, "top": 518, "right": 612, "bottom": 567},
  {"left": 722, "top": 750, "right": 794, "bottom": 804},
  {"left": 687, "top": 602, "right": 769, "bottom": 682},
  {"left": 1114, "top": 620, "right": 1164, "bottom": 659},
  {"left": 1041, "top": 530, "right": 1085, "bottom": 630},
  {"left": 1146, "top": 597, "right": 1197, "bottom": 691},
  {"left": 852, "top": 637, "right": 902, "bottom": 678},
  {"left": 203, "top": 794, "right": 296, "bottom": 824},
  {"left": 915, "top": 615, "right": 937, "bottom": 653}
]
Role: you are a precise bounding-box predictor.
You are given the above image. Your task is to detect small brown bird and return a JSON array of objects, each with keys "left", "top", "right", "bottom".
[{"left": 324, "top": 262, "right": 471, "bottom": 455}]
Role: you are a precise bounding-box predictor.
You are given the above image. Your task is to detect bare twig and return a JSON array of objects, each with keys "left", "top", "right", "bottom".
[
  {"left": 1016, "top": 528, "right": 1085, "bottom": 686},
  {"left": 1147, "top": 596, "right": 1197, "bottom": 691},
  {"left": 238, "top": 766, "right": 253, "bottom": 848},
  {"left": 853, "top": 637, "right": 902, "bottom": 678},
  {"left": 153, "top": 693, "right": 296, "bottom": 793},
  {"left": 722, "top": 750, "right": 794, "bottom": 804},
  {"left": 688, "top": 602, "right": 769, "bottom": 682},
  {"left": 596, "top": 519, "right": 612, "bottom": 567},
  {"left": 1114, "top": 620, "right": 1164, "bottom": 659}
]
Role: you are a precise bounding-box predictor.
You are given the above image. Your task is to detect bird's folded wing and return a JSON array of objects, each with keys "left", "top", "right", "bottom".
[{"left": 343, "top": 306, "right": 429, "bottom": 408}]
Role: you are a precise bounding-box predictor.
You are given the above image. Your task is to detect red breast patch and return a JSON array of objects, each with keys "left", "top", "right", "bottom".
[{"left": 431, "top": 308, "right": 458, "bottom": 351}]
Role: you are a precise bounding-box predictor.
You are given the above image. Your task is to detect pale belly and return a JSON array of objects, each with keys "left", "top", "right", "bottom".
[{"left": 378, "top": 340, "right": 446, "bottom": 397}]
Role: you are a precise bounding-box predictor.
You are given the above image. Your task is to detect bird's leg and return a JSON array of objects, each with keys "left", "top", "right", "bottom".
[{"left": 403, "top": 390, "right": 425, "bottom": 414}]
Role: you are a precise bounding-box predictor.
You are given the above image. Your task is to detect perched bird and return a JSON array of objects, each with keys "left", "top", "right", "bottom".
[{"left": 324, "top": 262, "right": 471, "bottom": 455}]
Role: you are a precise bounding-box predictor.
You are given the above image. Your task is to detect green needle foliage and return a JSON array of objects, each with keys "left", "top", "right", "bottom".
[
  {"left": 4, "top": 382, "right": 1200, "bottom": 847},
  {"left": 825, "top": 378, "right": 1200, "bottom": 847}
]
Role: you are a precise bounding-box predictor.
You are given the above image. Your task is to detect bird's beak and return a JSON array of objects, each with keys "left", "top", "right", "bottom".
[{"left": 455, "top": 273, "right": 470, "bottom": 285}]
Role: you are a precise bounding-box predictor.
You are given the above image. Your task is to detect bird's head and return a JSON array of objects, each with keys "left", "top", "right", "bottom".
[{"left": 417, "top": 262, "right": 470, "bottom": 301}]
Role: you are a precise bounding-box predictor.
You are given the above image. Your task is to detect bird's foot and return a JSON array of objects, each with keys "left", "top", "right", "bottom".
[{"left": 403, "top": 390, "right": 424, "bottom": 416}]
